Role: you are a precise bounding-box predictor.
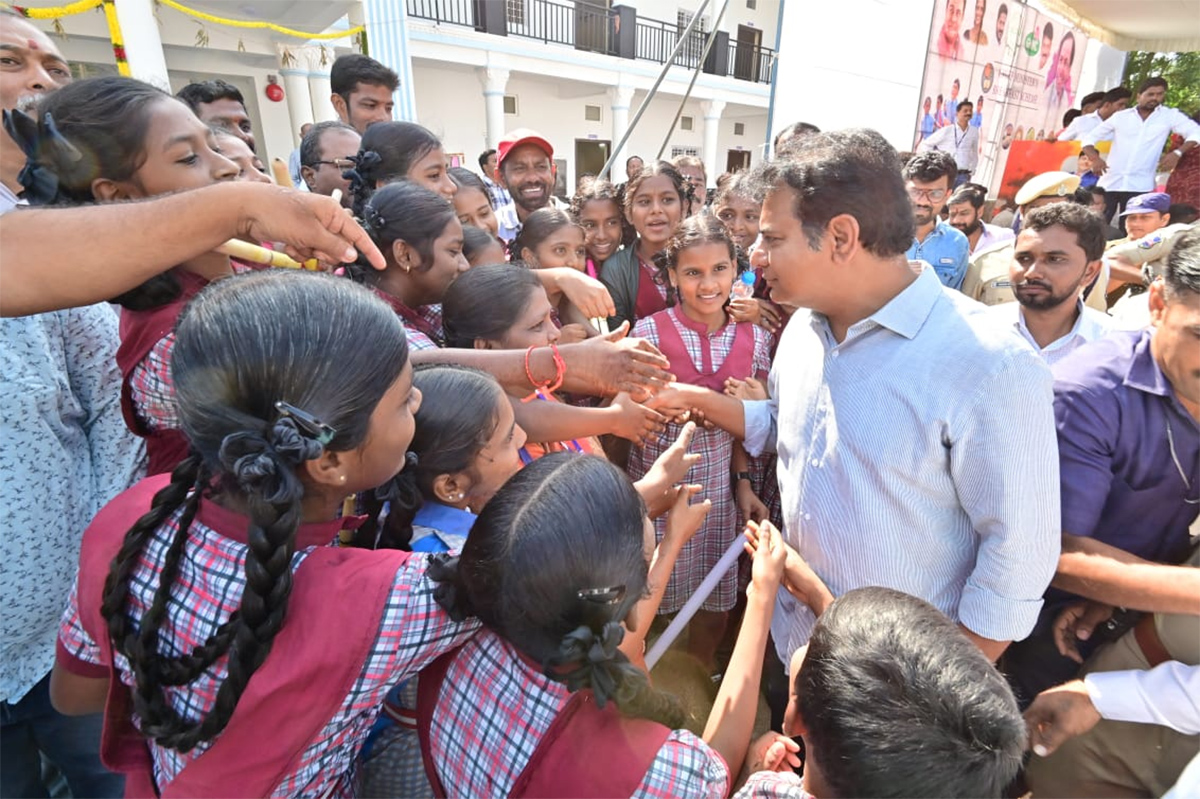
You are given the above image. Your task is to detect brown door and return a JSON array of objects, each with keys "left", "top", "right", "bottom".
[
  {"left": 574, "top": 139, "right": 611, "bottom": 192},
  {"left": 734, "top": 25, "right": 762, "bottom": 82},
  {"left": 726, "top": 149, "right": 751, "bottom": 173},
  {"left": 576, "top": 0, "right": 611, "bottom": 54}
]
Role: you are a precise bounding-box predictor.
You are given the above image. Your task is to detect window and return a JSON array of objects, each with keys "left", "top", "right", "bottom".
[
  {"left": 680, "top": 115, "right": 694, "bottom": 131},
  {"left": 747, "top": 0, "right": 756, "bottom": 8},
  {"left": 734, "top": 122, "right": 745, "bottom": 135},
  {"left": 506, "top": 0, "right": 525, "bottom": 27},
  {"left": 676, "top": 9, "right": 708, "bottom": 68},
  {"left": 671, "top": 145, "right": 700, "bottom": 158},
  {"left": 503, "top": 95, "right": 518, "bottom": 115},
  {"left": 584, "top": 104, "right": 602, "bottom": 122}
]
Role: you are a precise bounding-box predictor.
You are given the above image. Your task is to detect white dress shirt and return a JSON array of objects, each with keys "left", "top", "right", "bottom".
[
  {"left": 1058, "top": 110, "right": 1102, "bottom": 141},
  {"left": 1083, "top": 105, "right": 1200, "bottom": 192},
  {"left": 972, "top": 222, "right": 1015, "bottom": 255},
  {"left": 743, "top": 265, "right": 1060, "bottom": 662},
  {"left": 1086, "top": 662, "right": 1200, "bottom": 735},
  {"left": 989, "top": 299, "right": 1113, "bottom": 366},
  {"left": 918, "top": 122, "right": 980, "bottom": 172}
]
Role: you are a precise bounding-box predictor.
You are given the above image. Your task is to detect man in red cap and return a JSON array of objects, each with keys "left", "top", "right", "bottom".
[{"left": 493, "top": 128, "right": 567, "bottom": 243}]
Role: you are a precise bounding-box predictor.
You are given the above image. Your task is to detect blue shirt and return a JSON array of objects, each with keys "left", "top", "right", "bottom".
[
  {"left": 743, "top": 265, "right": 1059, "bottom": 657},
  {"left": 907, "top": 219, "right": 970, "bottom": 289},
  {"left": 410, "top": 501, "right": 476, "bottom": 553},
  {"left": 1052, "top": 329, "right": 1199, "bottom": 564}
]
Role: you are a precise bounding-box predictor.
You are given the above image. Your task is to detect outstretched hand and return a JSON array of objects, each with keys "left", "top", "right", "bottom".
[
  {"left": 1024, "top": 679, "right": 1101, "bottom": 757},
  {"left": 237, "top": 184, "right": 385, "bottom": 271}
]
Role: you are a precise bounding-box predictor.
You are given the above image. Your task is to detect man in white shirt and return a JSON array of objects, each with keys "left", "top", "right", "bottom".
[
  {"left": 946, "top": 183, "right": 1015, "bottom": 255},
  {"left": 988, "top": 203, "right": 1112, "bottom": 366},
  {"left": 918, "top": 100, "right": 979, "bottom": 185},
  {"left": 1082, "top": 77, "right": 1200, "bottom": 228},
  {"left": 1054, "top": 86, "right": 1131, "bottom": 142}
]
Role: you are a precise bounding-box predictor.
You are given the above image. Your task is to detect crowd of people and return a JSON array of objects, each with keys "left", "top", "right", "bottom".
[{"left": 1, "top": 8, "right": 1198, "bottom": 799}]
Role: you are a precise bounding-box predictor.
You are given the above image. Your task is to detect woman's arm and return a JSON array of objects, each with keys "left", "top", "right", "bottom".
[{"left": 49, "top": 664, "right": 108, "bottom": 716}]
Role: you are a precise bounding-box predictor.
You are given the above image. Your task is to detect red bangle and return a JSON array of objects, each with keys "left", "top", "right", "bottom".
[{"left": 522, "top": 343, "right": 567, "bottom": 402}]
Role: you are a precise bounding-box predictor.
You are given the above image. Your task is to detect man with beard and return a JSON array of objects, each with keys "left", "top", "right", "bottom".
[
  {"left": 177, "top": 79, "right": 256, "bottom": 153},
  {"left": 493, "top": 128, "right": 566, "bottom": 243},
  {"left": 947, "top": 183, "right": 1014, "bottom": 255},
  {"left": 988, "top": 203, "right": 1111, "bottom": 365},
  {"left": 1082, "top": 77, "right": 1200, "bottom": 227},
  {"left": 903, "top": 151, "right": 969, "bottom": 288}
]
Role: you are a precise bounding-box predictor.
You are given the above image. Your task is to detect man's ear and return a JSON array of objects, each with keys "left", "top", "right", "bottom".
[
  {"left": 826, "top": 213, "right": 861, "bottom": 265},
  {"left": 300, "top": 165, "right": 317, "bottom": 191}
]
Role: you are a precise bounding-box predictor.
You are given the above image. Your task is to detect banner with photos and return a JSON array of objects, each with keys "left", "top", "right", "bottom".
[{"left": 914, "top": 0, "right": 1097, "bottom": 199}]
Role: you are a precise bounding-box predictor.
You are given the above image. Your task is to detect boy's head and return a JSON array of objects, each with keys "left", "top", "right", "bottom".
[
  {"left": 784, "top": 587, "right": 1025, "bottom": 798},
  {"left": 330, "top": 54, "right": 398, "bottom": 134}
]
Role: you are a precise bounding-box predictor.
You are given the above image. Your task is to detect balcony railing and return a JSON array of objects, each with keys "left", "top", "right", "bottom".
[{"left": 405, "top": 0, "right": 775, "bottom": 84}]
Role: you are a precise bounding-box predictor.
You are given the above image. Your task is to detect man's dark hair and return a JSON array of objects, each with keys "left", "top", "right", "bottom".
[
  {"left": 796, "top": 588, "right": 1025, "bottom": 799},
  {"left": 331, "top": 54, "right": 399, "bottom": 101},
  {"left": 1022, "top": 202, "right": 1106, "bottom": 262},
  {"left": 948, "top": 184, "right": 985, "bottom": 210},
  {"left": 1043, "top": 21, "right": 1053, "bottom": 39},
  {"left": 749, "top": 128, "right": 913, "bottom": 257},
  {"left": 176, "top": 80, "right": 245, "bottom": 113},
  {"left": 1163, "top": 227, "right": 1200, "bottom": 299},
  {"left": 1138, "top": 76, "right": 1169, "bottom": 95},
  {"left": 626, "top": 154, "right": 644, "bottom": 168},
  {"left": 957, "top": 100, "right": 974, "bottom": 114},
  {"left": 478, "top": 148, "right": 497, "bottom": 172},
  {"left": 300, "top": 120, "right": 357, "bottom": 168},
  {"left": 1088, "top": 185, "right": 1107, "bottom": 198},
  {"left": 1169, "top": 203, "right": 1199, "bottom": 225},
  {"left": 902, "top": 150, "right": 957, "bottom": 188},
  {"left": 1063, "top": 108, "right": 1082, "bottom": 127},
  {"left": 1104, "top": 86, "right": 1132, "bottom": 104},
  {"left": 773, "top": 121, "right": 821, "bottom": 156},
  {"left": 1080, "top": 90, "right": 1105, "bottom": 108}
]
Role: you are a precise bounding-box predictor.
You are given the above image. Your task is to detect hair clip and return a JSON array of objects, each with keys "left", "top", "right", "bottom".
[
  {"left": 274, "top": 400, "right": 337, "bottom": 446},
  {"left": 577, "top": 585, "right": 626, "bottom": 605}
]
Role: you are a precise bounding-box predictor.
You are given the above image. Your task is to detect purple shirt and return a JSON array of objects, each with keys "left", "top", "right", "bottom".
[{"left": 1053, "top": 329, "right": 1199, "bottom": 564}]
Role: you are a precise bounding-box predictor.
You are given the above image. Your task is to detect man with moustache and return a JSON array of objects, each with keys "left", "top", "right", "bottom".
[
  {"left": 1083, "top": 77, "right": 1200, "bottom": 227},
  {"left": 987, "top": 203, "right": 1111, "bottom": 366},
  {"left": 903, "top": 151, "right": 970, "bottom": 288},
  {"left": 946, "top": 183, "right": 1014, "bottom": 255},
  {"left": 299, "top": 121, "right": 361, "bottom": 210},
  {"left": 937, "top": 0, "right": 965, "bottom": 60},
  {"left": 494, "top": 128, "right": 567, "bottom": 243},
  {"left": 919, "top": 100, "right": 979, "bottom": 185}
]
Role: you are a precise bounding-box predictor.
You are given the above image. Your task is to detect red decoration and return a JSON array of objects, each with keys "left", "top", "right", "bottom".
[{"left": 265, "top": 82, "right": 284, "bottom": 102}]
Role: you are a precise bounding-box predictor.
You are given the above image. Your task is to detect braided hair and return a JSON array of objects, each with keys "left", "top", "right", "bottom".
[
  {"left": 429, "top": 453, "right": 688, "bottom": 729},
  {"left": 347, "top": 181, "right": 458, "bottom": 289},
  {"left": 100, "top": 271, "right": 410, "bottom": 752}
]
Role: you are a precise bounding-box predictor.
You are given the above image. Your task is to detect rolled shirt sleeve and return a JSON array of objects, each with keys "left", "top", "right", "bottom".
[{"left": 950, "top": 349, "right": 1060, "bottom": 641}]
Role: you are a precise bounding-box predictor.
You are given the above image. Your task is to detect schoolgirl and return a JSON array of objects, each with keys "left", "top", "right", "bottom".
[
  {"left": 448, "top": 167, "right": 500, "bottom": 240},
  {"left": 352, "top": 181, "right": 469, "bottom": 351},
  {"left": 570, "top": 177, "right": 627, "bottom": 278},
  {"left": 417, "top": 453, "right": 788, "bottom": 796},
  {"left": 13, "top": 76, "right": 239, "bottom": 475},
  {"left": 212, "top": 128, "right": 271, "bottom": 184},
  {"left": 599, "top": 161, "right": 691, "bottom": 329},
  {"left": 511, "top": 207, "right": 588, "bottom": 274},
  {"left": 462, "top": 225, "right": 508, "bottom": 267},
  {"left": 713, "top": 171, "right": 785, "bottom": 337},
  {"left": 347, "top": 120, "right": 456, "bottom": 216},
  {"left": 51, "top": 271, "right": 478, "bottom": 796},
  {"left": 442, "top": 264, "right": 665, "bottom": 459},
  {"left": 628, "top": 215, "right": 773, "bottom": 669}
]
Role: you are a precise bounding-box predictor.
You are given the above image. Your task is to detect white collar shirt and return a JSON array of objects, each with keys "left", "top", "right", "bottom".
[
  {"left": 991, "top": 299, "right": 1114, "bottom": 366},
  {"left": 972, "top": 222, "right": 1015, "bottom": 256},
  {"left": 1083, "top": 105, "right": 1200, "bottom": 192},
  {"left": 918, "top": 122, "right": 979, "bottom": 172}
]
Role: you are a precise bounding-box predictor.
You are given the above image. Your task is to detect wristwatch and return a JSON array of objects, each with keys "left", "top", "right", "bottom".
[{"left": 732, "top": 471, "right": 752, "bottom": 488}]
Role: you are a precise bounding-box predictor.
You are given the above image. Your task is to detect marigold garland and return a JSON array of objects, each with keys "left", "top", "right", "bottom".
[
  {"left": 7, "top": 0, "right": 100, "bottom": 18},
  {"left": 100, "top": 0, "right": 129, "bottom": 76}
]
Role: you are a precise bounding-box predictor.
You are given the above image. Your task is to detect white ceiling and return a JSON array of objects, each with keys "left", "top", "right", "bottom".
[
  {"left": 1040, "top": 0, "right": 1200, "bottom": 51},
  {"left": 184, "top": 0, "right": 357, "bottom": 39}
]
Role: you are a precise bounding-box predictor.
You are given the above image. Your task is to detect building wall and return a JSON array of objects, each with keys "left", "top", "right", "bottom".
[{"left": 626, "top": 0, "right": 780, "bottom": 52}]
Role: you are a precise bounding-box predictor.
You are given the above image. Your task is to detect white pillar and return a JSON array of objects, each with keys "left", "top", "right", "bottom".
[
  {"left": 280, "top": 68, "right": 315, "bottom": 140},
  {"left": 308, "top": 72, "right": 338, "bottom": 122},
  {"left": 478, "top": 67, "right": 510, "bottom": 150},
  {"left": 609, "top": 82, "right": 636, "bottom": 171},
  {"left": 362, "top": 0, "right": 417, "bottom": 121},
  {"left": 112, "top": 0, "right": 169, "bottom": 89},
  {"left": 700, "top": 99, "right": 726, "bottom": 186}
]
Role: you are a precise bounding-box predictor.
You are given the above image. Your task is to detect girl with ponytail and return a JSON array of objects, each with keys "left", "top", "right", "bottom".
[
  {"left": 9, "top": 76, "right": 241, "bottom": 475},
  {"left": 346, "top": 120, "right": 455, "bottom": 217},
  {"left": 417, "top": 452, "right": 789, "bottom": 797},
  {"left": 51, "top": 271, "right": 478, "bottom": 797}
]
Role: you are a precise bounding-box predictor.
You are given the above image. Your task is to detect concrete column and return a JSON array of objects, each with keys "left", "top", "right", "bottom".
[
  {"left": 362, "top": 0, "right": 417, "bottom": 121},
  {"left": 280, "top": 68, "right": 315, "bottom": 139},
  {"left": 609, "top": 81, "right": 636, "bottom": 170},
  {"left": 700, "top": 99, "right": 726, "bottom": 186},
  {"left": 478, "top": 66, "right": 510, "bottom": 150},
  {"left": 308, "top": 72, "right": 338, "bottom": 122},
  {"left": 112, "top": 0, "right": 169, "bottom": 89}
]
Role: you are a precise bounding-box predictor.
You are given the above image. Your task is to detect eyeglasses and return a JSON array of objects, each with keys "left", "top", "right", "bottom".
[
  {"left": 907, "top": 186, "right": 948, "bottom": 202},
  {"left": 309, "top": 158, "right": 355, "bottom": 169}
]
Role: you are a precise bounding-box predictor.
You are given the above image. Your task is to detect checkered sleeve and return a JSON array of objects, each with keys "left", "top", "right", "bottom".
[
  {"left": 56, "top": 578, "right": 107, "bottom": 677},
  {"left": 128, "top": 333, "right": 180, "bottom": 431},
  {"left": 633, "top": 729, "right": 728, "bottom": 799},
  {"left": 732, "top": 770, "right": 811, "bottom": 799},
  {"left": 402, "top": 323, "right": 439, "bottom": 352},
  {"left": 751, "top": 326, "right": 774, "bottom": 382}
]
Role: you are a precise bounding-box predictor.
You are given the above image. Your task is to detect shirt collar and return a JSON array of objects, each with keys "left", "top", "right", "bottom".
[
  {"left": 1015, "top": 298, "right": 1088, "bottom": 348},
  {"left": 1124, "top": 328, "right": 1172, "bottom": 397},
  {"left": 669, "top": 304, "right": 730, "bottom": 337},
  {"left": 195, "top": 494, "right": 366, "bottom": 548},
  {"left": 841, "top": 263, "right": 941, "bottom": 341},
  {"left": 413, "top": 500, "right": 477, "bottom": 537}
]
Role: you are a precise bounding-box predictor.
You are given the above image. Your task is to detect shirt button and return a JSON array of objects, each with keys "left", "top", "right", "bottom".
[
  {"left": 803, "top": 513, "right": 812, "bottom": 521},
  {"left": 810, "top": 458, "right": 819, "bottom": 467},
  {"left": 831, "top": 351, "right": 840, "bottom": 359}
]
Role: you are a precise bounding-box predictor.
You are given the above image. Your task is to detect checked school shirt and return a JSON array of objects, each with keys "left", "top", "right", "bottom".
[
  {"left": 57, "top": 497, "right": 478, "bottom": 797},
  {"left": 423, "top": 629, "right": 729, "bottom": 797}
]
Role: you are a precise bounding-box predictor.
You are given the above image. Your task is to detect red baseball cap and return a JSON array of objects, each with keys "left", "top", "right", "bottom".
[{"left": 497, "top": 128, "right": 554, "bottom": 167}]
